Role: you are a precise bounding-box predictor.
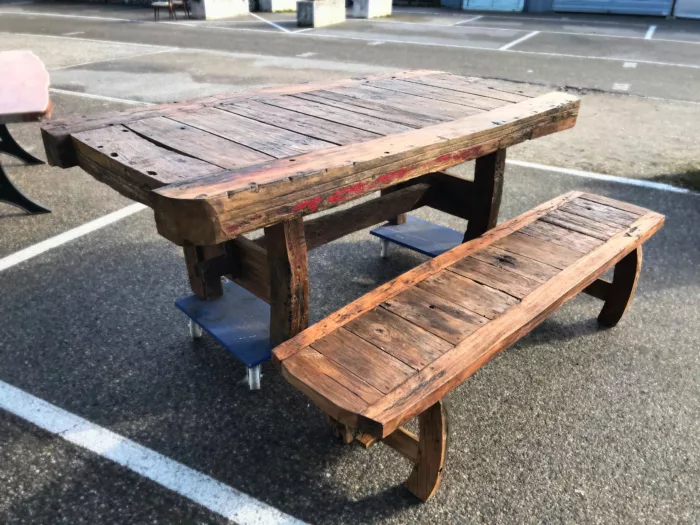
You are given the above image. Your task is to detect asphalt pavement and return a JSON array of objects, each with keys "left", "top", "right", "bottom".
[{"left": 0, "top": 3, "right": 699, "bottom": 524}]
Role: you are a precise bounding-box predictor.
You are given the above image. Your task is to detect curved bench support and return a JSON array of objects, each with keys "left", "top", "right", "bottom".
[
  {"left": 405, "top": 401, "right": 447, "bottom": 502},
  {"left": 598, "top": 246, "right": 642, "bottom": 328}
]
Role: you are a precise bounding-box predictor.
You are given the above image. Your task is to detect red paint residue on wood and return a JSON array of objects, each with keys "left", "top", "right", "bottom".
[
  {"left": 328, "top": 166, "right": 413, "bottom": 205},
  {"left": 292, "top": 196, "right": 323, "bottom": 212}
]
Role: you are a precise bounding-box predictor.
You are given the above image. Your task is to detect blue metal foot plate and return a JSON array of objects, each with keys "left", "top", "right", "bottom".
[
  {"left": 370, "top": 215, "right": 463, "bottom": 257},
  {"left": 175, "top": 280, "right": 271, "bottom": 367}
]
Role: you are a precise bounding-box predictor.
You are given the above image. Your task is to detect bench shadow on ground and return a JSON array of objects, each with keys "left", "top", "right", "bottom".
[{"left": 0, "top": 211, "right": 690, "bottom": 524}]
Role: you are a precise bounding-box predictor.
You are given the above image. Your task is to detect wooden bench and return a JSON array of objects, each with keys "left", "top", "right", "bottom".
[{"left": 273, "top": 191, "right": 664, "bottom": 502}]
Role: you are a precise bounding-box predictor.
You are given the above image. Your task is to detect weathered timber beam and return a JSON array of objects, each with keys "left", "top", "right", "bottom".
[
  {"left": 304, "top": 183, "right": 430, "bottom": 250},
  {"left": 383, "top": 427, "right": 420, "bottom": 463},
  {"left": 224, "top": 236, "right": 270, "bottom": 303},
  {"left": 583, "top": 278, "right": 611, "bottom": 301},
  {"left": 421, "top": 172, "right": 474, "bottom": 220}
]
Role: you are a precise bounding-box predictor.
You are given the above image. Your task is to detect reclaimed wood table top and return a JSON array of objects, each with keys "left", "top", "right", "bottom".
[
  {"left": 0, "top": 50, "right": 52, "bottom": 124},
  {"left": 41, "top": 70, "right": 580, "bottom": 246}
]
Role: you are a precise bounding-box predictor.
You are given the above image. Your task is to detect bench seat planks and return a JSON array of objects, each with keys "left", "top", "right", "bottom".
[{"left": 273, "top": 192, "right": 665, "bottom": 439}]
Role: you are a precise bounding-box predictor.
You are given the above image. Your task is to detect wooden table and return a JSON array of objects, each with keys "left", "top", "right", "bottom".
[
  {"left": 41, "top": 70, "right": 579, "bottom": 387},
  {"left": 0, "top": 50, "right": 52, "bottom": 214}
]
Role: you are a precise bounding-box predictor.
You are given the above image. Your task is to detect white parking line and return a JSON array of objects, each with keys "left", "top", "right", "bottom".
[
  {"left": 0, "top": 381, "right": 305, "bottom": 525},
  {"left": 451, "top": 15, "right": 483, "bottom": 26},
  {"left": 0, "top": 9, "right": 130, "bottom": 21},
  {"left": 48, "top": 48, "right": 176, "bottom": 71},
  {"left": 623, "top": 62, "right": 637, "bottom": 68},
  {"left": 0, "top": 204, "right": 147, "bottom": 273},
  {"left": 612, "top": 82, "right": 630, "bottom": 91},
  {"left": 250, "top": 12, "right": 290, "bottom": 33},
  {"left": 62, "top": 31, "right": 84, "bottom": 36},
  {"left": 6, "top": 28, "right": 700, "bottom": 71},
  {"left": 506, "top": 160, "right": 695, "bottom": 195},
  {"left": 296, "top": 51, "right": 317, "bottom": 57},
  {"left": 499, "top": 30, "right": 540, "bottom": 51},
  {"left": 49, "top": 88, "right": 154, "bottom": 105},
  {"left": 645, "top": 24, "right": 657, "bottom": 40}
]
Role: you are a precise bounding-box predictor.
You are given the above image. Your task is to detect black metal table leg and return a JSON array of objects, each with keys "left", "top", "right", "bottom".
[
  {"left": 0, "top": 124, "right": 44, "bottom": 165},
  {"left": 0, "top": 124, "right": 50, "bottom": 214}
]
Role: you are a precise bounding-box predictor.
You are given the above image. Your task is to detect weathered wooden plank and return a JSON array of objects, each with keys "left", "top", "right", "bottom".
[
  {"left": 417, "top": 270, "right": 519, "bottom": 320},
  {"left": 449, "top": 256, "right": 541, "bottom": 299},
  {"left": 420, "top": 172, "right": 474, "bottom": 220},
  {"left": 311, "top": 328, "right": 415, "bottom": 393},
  {"left": 259, "top": 95, "right": 412, "bottom": 135},
  {"left": 381, "top": 287, "right": 488, "bottom": 345},
  {"left": 183, "top": 244, "right": 224, "bottom": 299},
  {"left": 463, "top": 149, "right": 505, "bottom": 241},
  {"left": 561, "top": 200, "right": 639, "bottom": 228},
  {"left": 492, "top": 231, "right": 583, "bottom": 270},
  {"left": 383, "top": 426, "right": 420, "bottom": 463},
  {"left": 72, "top": 125, "right": 222, "bottom": 192},
  {"left": 540, "top": 209, "right": 622, "bottom": 241},
  {"left": 169, "top": 108, "right": 334, "bottom": 159},
  {"left": 518, "top": 219, "right": 603, "bottom": 254},
  {"left": 226, "top": 236, "right": 270, "bottom": 303},
  {"left": 578, "top": 193, "right": 648, "bottom": 216},
  {"left": 295, "top": 347, "right": 383, "bottom": 404},
  {"left": 125, "top": 116, "right": 273, "bottom": 170},
  {"left": 282, "top": 347, "right": 372, "bottom": 427},
  {"left": 265, "top": 218, "right": 309, "bottom": 347},
  {"left": 220, "top": 100, "right": 381, "bottom": 146},
  {"left": 401, "top": 74, "right": 531, "bottom": 103},
  {"left": 153, "top": 93, "right": 580, "bottom": 244},
  {"left": 41, "top": 69, "right": 442, "bottom": 167},
  {"left": 471, "top": 245, "right": 560, "bottom": 283},
  {"left": 297, "top": 90, "right": 443, "bottom": 127},
  {"left": 346, "top": 307, "right": 453, "bottom": 370},
  {"left": 364, "top": 79, "right": 508, "bottom": 111},
  {"left": 304, "top": 183, "right": 429, "bottom": 250},
  {"left": 362, "top": 212, "right": 665, "bottom": 437},
  {"left": 322, "top": 84, "right": 481, "bottom": 121},
  {"left": 273, "top": 192, "right": 583, "bottom": 364}
]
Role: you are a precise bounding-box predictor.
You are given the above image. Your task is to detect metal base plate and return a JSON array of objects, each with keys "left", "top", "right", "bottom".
[
  {"left": 175, "top": 280, "right": 271, "bottom": 368},
  {"left": 370, "top": 215, "right": 462, "bottom": 257}
]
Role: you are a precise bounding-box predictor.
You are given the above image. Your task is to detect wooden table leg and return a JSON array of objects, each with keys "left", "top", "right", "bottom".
[
  {"left": 380, "top": 187, "right": 407, "bottom": 226},
  {"left": 183, "top": 244, "right": 224, "bottom": 299},
  {"left": 265, "top": 218, "right": 309, "bottom": 347},
  {"left": 463, "top": 148, "right": 506, "bottom": 242}
]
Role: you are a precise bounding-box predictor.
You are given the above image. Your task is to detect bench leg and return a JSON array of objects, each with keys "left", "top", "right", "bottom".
[
  {"left": 183, "top": 244, "right": 225, "bottom": 300},
  {"left": 598, "top": 246, "right": 642, "bottom": 328},
  {"left": 404, "top": 400, "right": 447, "bottom": 502},
  {"left": 463, "top": 149, "right": 506, "bottom": 243},
  {"left": 265, "top": 218, "right": 310, "bottom": 347}
]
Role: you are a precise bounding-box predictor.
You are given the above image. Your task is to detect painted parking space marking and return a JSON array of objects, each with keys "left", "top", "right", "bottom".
[
  {"left": 623, "top": 62, "right": 638, "bottom": 68},
  {"left": 48, "top": 48, "right": 176, "bottom": 71},
  {"left": 612, "top": 82, "right": 630, "bottom": 91},
  {"left": 645, "top": 25, "right": 657, "bottom": 40},
  {"left": 500, "top": 30, "right": 540, "bottom": 51},
  {"left": 250, "top": 12, "right": 291, "bottom": 33},
  {"left": 296, "top": 51, "right": 317, "bottom": 57},
  {"left": 61, "top": 31, "right": 84, "bottom": 36},
  {"left": 0, "top": 204, "right": 147, "bottom": 273},
  {"left": 0, "top": 381, "right": 305, "bottom": 525},
  {"left": 452, "top": 15, "right": 483, "bottom": 26},
  {"left": 368, "top": 41, "right": 384, "bottom": 46}
]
